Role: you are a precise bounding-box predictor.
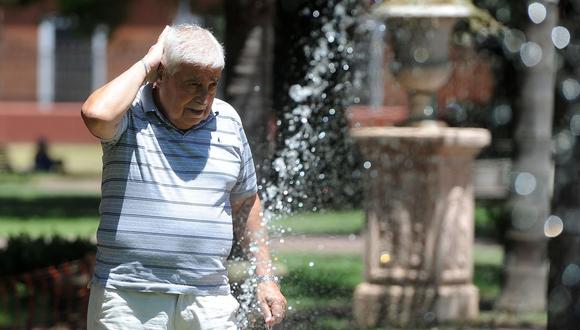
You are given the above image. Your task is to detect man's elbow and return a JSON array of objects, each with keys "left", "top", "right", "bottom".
[
  {"left": 81, "top": 100, "right": 114, "bottom": 123},
  {"left": 81, "top": 102, "right": 115, "bottom": 139}
]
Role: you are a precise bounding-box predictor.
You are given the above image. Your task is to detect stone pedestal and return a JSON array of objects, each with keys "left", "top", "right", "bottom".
[{"left": 351, "top": 126, "right": 490, "bottom": 327}]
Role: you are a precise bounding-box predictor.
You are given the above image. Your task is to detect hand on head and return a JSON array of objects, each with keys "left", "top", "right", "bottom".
[{"left": 143, "top": 25, "right": 170, "bottom": 82}]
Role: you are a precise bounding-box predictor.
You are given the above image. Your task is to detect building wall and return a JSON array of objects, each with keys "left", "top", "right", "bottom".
[
  {"left": 0, "top": 25, "right": 38, "bottom": 101},
  {"left": 0, "top": 0, "right": 178, "bottom": 143}
]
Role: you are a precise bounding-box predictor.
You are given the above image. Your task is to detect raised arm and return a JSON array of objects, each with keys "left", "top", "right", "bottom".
[
  {"left": 232, "top": 193, "right": 287, "bottom": 327},
  {"left": 81, "top": 26, "right": 169, "bottom": 139}
]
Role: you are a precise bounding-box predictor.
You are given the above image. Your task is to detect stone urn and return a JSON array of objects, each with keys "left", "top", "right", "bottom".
[
  {"left": 375, "top": 1, "right": 471, "bottom": 124},
  {"left": 351, "top": 1, "right": 491, "bottom": 327}
]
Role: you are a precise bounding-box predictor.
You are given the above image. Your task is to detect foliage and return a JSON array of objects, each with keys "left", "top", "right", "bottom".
[
  {"left": 0, "top": 195, "right": 100, "bottom": 218},
  {"left": 0, "top": 235, "right": 95, "bottom": 276}
]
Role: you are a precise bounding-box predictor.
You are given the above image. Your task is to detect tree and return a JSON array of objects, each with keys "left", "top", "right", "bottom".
[
  {"left": 496, "top": 0, "right": 558, "bottom": 312},
  {"left": 547, "top": 0, "right": 580, "bottom": 328}
]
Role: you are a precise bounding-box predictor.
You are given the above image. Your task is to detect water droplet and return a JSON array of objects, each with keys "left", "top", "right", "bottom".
[
  {"left": 308, "top": 261, "right": 315, "bottom": 267},
  {"left": 563, "top": 264, "right": 580, "bottom": 287},
  {"left": 363, "top": 161, "right": 372, "bottom": 169},
  {"left": 413, "top": 47, "right": 429, "bottom": 63},
  {"left": 492, "top": 104, "right": 512, "bottom": 125},
  {"left": 329, "top": 108, "right": 336, "bottom": 115},
  {"left": 555, "top": 130, "right": 574, "bottom": 153},
  {"left": 528, "top": 2, "right": 547, "bottom": 24},
  {"left": 343, "top": 64, "right": 350, "bottom": 71},
  {"left": 552, "top": 26, "right": 571, "bottom": 49},
  {"left": 423, "top": 106, "right": 434, "bottom": 117},
  {"left": 521, "top": 42, "right": 543, "bottom": 67},
  {"left": 504, "top": 29, "right": 526, "bottom": 54},
  {"left": 545, "top": 215, "right": 564, "bottom": 238},
  {"left": 562, "top": 78, "right": 580, "bottom": 101},
  {"left": 570, "top": 114, "right": 580, "bottom": 135},
  {"left": 497, "top": 7, "right": 511, "bottom": 22},
  {"left": 318, "top": 132, "right": 326, "bottom": 139},
  {"left": 514, "top": 172, "right": 537, "bottom": 195},
  {"left": 312, "top": 10, "right": 320, "bottom": 18},
  {"left": 289, "top": 84, "right": 313, "bottom": 102}
]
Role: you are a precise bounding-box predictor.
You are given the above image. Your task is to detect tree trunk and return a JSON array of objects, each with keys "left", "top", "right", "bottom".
[
  {"left": 496, "top": 0, "right": 558, "bottom": 312},
  {"left": 547, "top": 0, "right": 580, "bottom": 328},
  {"left": 223, "top": 0, "right": 275, "bottom": 173}
]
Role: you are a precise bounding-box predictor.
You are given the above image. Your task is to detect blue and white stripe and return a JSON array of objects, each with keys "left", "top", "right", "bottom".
[{"left": 92, "top": 84, "right": 257, "bottom": 295}]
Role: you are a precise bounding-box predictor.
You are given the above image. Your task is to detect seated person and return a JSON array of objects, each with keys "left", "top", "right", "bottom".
[{"left": 34, "top": 138, "right": 63, "bottom": 172}]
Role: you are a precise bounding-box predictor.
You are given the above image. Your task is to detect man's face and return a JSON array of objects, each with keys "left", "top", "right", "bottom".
[{"left": 157, "top": 63, "right": 222, "bottom": 130}]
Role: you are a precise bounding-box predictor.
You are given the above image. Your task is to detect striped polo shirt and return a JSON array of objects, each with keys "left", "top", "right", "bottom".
[{"left": 92, "top": 83, "right": 257, "bottom": 295}]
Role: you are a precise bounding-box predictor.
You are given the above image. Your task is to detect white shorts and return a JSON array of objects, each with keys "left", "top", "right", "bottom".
[{"left": 87, "top": 283, "right": 239, "bottom": 330}]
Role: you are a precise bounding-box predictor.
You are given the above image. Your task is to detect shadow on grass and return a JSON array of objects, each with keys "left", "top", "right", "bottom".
[{"left": 0, "top": 196, "right": 100, "bottom": 218}]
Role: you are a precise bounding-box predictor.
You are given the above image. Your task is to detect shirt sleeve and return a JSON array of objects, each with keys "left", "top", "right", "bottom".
[
  {"left": 230, "top": 122, "right": 258, "bottom": 202},
  {"left": 100, "top": 112, "right": 129, "bottom": 147}
]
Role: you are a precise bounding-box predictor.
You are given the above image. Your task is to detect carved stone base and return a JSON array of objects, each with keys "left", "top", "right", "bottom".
[{"left": 353, "top": 282, "right": 478, "bottom": 327}]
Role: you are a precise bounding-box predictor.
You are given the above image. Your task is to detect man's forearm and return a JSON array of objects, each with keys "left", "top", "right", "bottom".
[
  {"left": 246, "top": 211, "right": 273, "bottom": 278},
  {"left": 81, "top": 61, "right": 147, "bottom": 139},
  {"left": 81, "top": 27, "right": 167, "bottom": 140},
  {"left": 233, "top": 194, "right": 274, "bottom": 277}
]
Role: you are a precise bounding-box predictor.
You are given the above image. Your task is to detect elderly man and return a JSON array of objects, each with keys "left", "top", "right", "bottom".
[{"left": 81, "top": 24, "right": 286, "bottom": 329}]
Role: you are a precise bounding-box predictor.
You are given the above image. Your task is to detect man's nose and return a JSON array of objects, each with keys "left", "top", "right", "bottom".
[{"left": 194, "top": 86, "right": 210, "bottom": 104}]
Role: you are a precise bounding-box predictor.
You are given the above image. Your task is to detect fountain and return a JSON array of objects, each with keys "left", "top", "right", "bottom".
[{"left": 351, "top": 0, "right": 491, "bottom": 327}]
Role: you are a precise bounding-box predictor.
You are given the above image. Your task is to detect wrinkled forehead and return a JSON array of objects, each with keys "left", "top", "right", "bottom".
[{"left": 172, "top": 63, "right": 222, "bottom": 80}]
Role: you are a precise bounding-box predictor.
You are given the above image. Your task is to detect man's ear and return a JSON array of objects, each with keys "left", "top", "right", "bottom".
[{"left": 156, "top": 64, "right": 165, "bottom": 82}]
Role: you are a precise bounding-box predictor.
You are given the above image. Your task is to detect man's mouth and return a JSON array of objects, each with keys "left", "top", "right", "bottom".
[{"left": 187, "top": 108, "right": 205, "bottom": 115}]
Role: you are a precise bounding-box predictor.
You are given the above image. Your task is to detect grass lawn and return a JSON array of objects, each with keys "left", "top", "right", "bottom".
[{"left": 272, "top": 209, "right": 364, "bottom": 236}]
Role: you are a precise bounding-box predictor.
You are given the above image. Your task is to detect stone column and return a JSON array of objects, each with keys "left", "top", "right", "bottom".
[{"left": 352, "top": 126, "right": 490, "bottom": 327}]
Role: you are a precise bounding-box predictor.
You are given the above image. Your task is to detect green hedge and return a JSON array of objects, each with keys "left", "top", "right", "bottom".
[{"left": 0, "top": 235, "right": 96, "bottom": 276}]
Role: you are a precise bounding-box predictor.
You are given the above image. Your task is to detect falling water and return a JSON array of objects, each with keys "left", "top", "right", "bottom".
[{"left": 233, "top": 1, "right": 363, "bottom": 328}]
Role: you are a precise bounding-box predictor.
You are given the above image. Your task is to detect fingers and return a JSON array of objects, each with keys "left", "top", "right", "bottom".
[
  {"left": 259, "top": 300, "right": 274, "bottom": 326},
  {"left": 143, "top": 25, "right": 170, "bottom": 82},
  {"left": 257, "top": 282, "right": 287, "bottom": 326},
  {"left": 260, "top": 296, "right": 287, "bottom": 326},
  {"left": 157, "top": 25, "right": 170, "bottom": 45},
  {"left": 267, "top": 297, "right": 286, "bottom": 325}
]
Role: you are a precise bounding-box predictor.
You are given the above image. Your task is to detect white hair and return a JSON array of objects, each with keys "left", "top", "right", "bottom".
[{"left": 162, "top": 24, "right": 225, "bottom": 74}]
